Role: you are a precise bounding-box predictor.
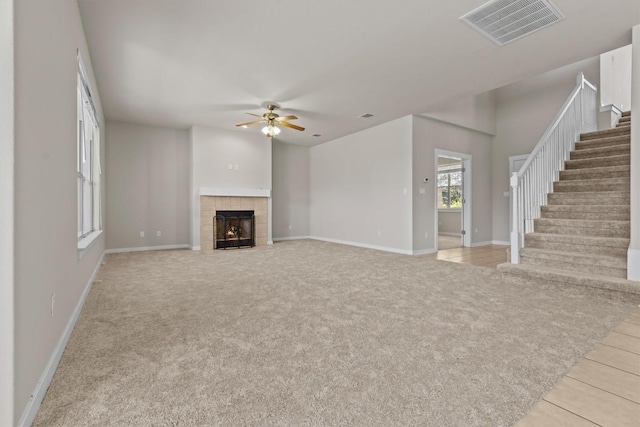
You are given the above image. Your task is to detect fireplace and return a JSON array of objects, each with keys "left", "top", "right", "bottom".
[{"left": 214, "top": 210, "right": 255, "bottom": 249}]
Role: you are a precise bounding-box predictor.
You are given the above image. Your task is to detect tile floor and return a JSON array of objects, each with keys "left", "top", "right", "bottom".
[{"left": 517, "top": 307, "right": 640, "bottom": 426}]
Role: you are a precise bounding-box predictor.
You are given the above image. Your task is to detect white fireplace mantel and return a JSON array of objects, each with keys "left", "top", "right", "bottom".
[{"left": 199, "top": 187, "right": 271, "bottom": 198}]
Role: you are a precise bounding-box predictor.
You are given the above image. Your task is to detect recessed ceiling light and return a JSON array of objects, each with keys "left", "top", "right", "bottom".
[
  {"left": 358, "top": 113, "right": 374, "bottom": 119},
  {"left": 240, "top": 125, "right": 248, "bottom": 129}
]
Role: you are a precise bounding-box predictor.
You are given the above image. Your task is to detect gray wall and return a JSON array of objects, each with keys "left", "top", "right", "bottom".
[
  {"left": 600, "top": 45, "right": 632, "bottom": 111},
  {"left": 272, "top": 141, "right": 310, "bottom": 239},
  {"left": 13, "top": 0, "right": 106, "bottom": 421},
  {"left": 491, "top": 56, "right": 600, "bottom": 242},
  {"left": 438, "top": 211, "right": 461, "bottom": 235},
  {"left": 412, "top": 116, "right": 493, "bottom": 251},
  {"left": 422, "top": 91, "right": 497, "bottom": 135},
  {"left": 310, "top": 116, "right": 413, "bottom": 253},
  {"left": 190, "top": 125, "right": 272, "bottom": 247},
  {"left": 105, "top": 121, "right": 190, "bottom": 250},
  {"left": 0, "top": 0, "right": 14, "bottom": 423}
]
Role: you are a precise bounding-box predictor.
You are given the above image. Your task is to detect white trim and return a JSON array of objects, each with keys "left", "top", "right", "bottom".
[
  {"left": 272, "top": 236, "right": 311, "bottom": 242},
  {"left": 267, "top": 240, "right": 273, "bottom": 245},
  {"left": 199, "top": 187, "right": 271, "bottom": 198},
  {"left": 77, "top": 229, "right": 102, "bottom": 251},
  {"left": 439, "top": 232, "right": 462, "bottom": 237},
  {"left": 191, "top": 246, "right": 201, "bottom": 251},
  {"left": 309, "top": 236, "right": 413, "bottom": 255},
  {"left": 435, "top": 150, "right": 472, "bottom": 249},
  {"left": 18, "top": 251, "right": 105, "bottom": 427},
  {"left": 471, "top": 240, "right": 510, "bottom": 247},
  {"left": 104, "top": 244, "right": 190, "bottom": 254},
  {"left": 438, "top": 209, "right": 462, "bottom": 213},
  {"left": 628, "top": 248, "right": 640, "bottom": 282},
  {"left": 413, "top": 248, "right": 437, "bottom": 256}
]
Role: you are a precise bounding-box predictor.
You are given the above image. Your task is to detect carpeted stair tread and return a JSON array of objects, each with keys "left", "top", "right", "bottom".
[
  {"left": 559, "top": 165, "right": 629, "bottom": 180},
  {"left": 547, "top": 191, "right": 629, "bottom": 205},
  {"left": 553, "top": 177, "right": 629, "bottom": 192},
  {"left": 524, "top": 233, "right": 629, "bottom": 257},
  {"left": 564, "top": 154, "right": 630, "bottom": 169},
  {"left": 519, "top": 248, "right": 627, "bottom": 278},
  {"left": 498, "top": 263, "right": 640, "bottom": 297},
  {"left": 619, "top": 116, "right": 631, "bottom": 122},
  {"left": 540, "top": 205, "right": 629, "bottom": 221},
  {"left": 574, "top": 134, "right": 630, "bottom": 150},
  {"left": 570, "top": 144, "right": 630, "bottom": 160},
  {"left": 580, "top": 126, "right": 630, "bottom": 141},
  {"left": 534, "top": 218, "right": 630, "bottom": 238},
  {"left": 622, "top": 110, "right": 631, "bottom": 117}
]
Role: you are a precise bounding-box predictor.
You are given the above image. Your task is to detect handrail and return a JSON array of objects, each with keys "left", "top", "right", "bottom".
[{"left": 510, "top": 73, "right": 598, "bottom": 264}]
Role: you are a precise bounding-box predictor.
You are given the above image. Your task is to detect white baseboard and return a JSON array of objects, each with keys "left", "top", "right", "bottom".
[
  {"left": 628, "top": 247, "right": 640, "bottom": 282},
  {"left": 18, "top": 251, "right": 106, "bottom": 427},
  {"left": 438, "top": 232, "right": 461, "bottom": 237},
  {"left": 471, "top": 240, "right": 510, "bottom": 247},
  {"left": 191, "top": 245, "right": 201, "bottom": 251},
  {"left": 413, "top": 248, "right": 437, "bottom": 256},
  {"left": 308, "top": 236, "right": 413, "bottom": 255},
  {"left": 272, "top": 236, "right": 311, "bottom": 242},
  {"left": 104, "top": 244, "right": 190, "bottom": 254}
]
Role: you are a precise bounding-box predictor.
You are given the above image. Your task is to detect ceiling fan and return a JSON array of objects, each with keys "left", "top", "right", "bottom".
[{"left": 236, "top": 104, "right": 305, "bottom": 137}]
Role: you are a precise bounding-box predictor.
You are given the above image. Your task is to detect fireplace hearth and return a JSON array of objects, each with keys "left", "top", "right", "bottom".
[{"left": 214, "top": 210, "right": 255, "bottom": 249}]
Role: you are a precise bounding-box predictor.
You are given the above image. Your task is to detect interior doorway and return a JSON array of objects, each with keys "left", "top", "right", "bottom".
[{"left": 435, "top": 150, "right": 472, "bottom": 251}]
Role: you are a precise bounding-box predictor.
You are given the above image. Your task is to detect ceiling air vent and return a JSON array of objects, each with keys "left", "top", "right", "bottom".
[
  {"left": 358, "top": 113, "right": 374, "bottom": 119},
  {"left": 460, "top": 0, "right": 565, "bottom": 46}
]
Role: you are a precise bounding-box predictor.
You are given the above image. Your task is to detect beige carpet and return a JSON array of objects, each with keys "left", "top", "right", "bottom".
[
  {"left": 34, "top": 240, "right": 636, "bottom": 426},
  {"left": 438, "top": 234, "right": 462, "bottom": 250}
]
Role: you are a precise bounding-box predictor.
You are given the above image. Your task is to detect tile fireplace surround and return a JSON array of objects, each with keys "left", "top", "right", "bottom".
[{"left": 200, "top": 196, "right": 268, "bottom": 250}]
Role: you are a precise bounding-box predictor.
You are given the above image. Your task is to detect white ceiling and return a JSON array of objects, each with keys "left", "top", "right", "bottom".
[{"left": 77, "top": 0, "right": 639, "bottom": 145}]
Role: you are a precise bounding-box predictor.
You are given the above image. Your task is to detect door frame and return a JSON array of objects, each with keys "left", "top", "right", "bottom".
[{"left": 435, "top": 149, "right": 472, "bottom": 249}]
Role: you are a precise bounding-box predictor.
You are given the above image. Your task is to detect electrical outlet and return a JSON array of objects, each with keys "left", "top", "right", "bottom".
[
  {"left": 139, "top": 231, "right": 144, "bottom": 238},
  {"left": 51, "top": 294, "right": 55, "bottom": 317},
  {"left": 288, "top": 225, "right": 292, "bottom": 230},
  {"left": 156, "top": 231, "right": 161, "bottom": 237},
  {"left": 235, "top": 164, "right": 239, "bottom": 170},
  {"left": 475, "top": 228, "right": 478, "bottom": 233},
  {"left": 228, "top": 164, "right": 233, "bottom": 170},
  {"left": 424, "top": 232, "right": 428, "bottom": 239}
]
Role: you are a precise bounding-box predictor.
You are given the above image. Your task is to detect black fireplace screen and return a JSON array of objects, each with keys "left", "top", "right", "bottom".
[{"left": 214, "top": 210, "right": 255, "bottom": 249}]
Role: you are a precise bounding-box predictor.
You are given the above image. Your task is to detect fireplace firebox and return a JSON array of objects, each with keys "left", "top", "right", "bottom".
[{"left": 214, "top": 210, "right": 255, "bottom": 249}]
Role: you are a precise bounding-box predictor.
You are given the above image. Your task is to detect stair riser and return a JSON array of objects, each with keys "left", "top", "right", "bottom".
[
  {"left": 534, "top": 225, "right": 629, "bottom": 238},
  {"left": 540, "top": 212, "right": 630, "bottom": 221},
  {"left": 554, "top": 182, "right": 629, "bottom": 193},
  {"left": 559, "top": 168, "right": 629, "bottom": 180},
  {"left": 547, "top": 194, "right": 629, "bottom": 205},
  {"left": 520, "top": 256, "right": 627, "bottom": 279},
  {"left": 570, "top": 146, "right": 630, "bottom": 160},
  {"left": 574, "top": 139, "right": 630, "bottom": 151},
  {"left": 581, "top": 128, "right": 630, "bottom": 141},
  {"left": 524, "top": 240, "right": 628, "bottom": 258},
  {"left": 564, "top": 155, "right": 630, "bottom": 169}
]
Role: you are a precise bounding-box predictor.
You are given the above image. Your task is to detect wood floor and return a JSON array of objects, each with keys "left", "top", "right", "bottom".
[
  {"left": 429, "top": 240, "right": 509, "bottom": 269},
  {"left": 517, "top": 307, "right": 640, "bottom": 426}
]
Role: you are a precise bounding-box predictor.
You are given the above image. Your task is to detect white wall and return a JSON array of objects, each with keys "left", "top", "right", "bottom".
[
  {"left": 412, "top": 116, "right": 494, "bottom": 251},
  {"left": 421, "top": 91, "right": 497, "bottom": 136},
  {"left": 0, "top": 0, "right": 14, "bottom": 424},
  {"left": 310, "top": 116, "right": 414, "bottom": 253},
  {"left": 439, "top": 211, "right": 461, "bottom": 235},
  {"left": 600, "top": 45, "right": 632, "bottom": 111},
  {"left": 190, "top": 125, "right": 272, "bottom": 247},
  {"left": 13, "top": 0, "right": 106, "bottom": 422},
  {"left": 491, "top": 56, "right": 600, "bottom": 242},
  {"left": 272, "top": 141, "right": 310, "bottom": 239},
  {"left": 105, "top": 121, "right": 190, "bottom": 250}
]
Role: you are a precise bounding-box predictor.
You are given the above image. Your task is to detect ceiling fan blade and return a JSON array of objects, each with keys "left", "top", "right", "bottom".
[
  {"left": 236, "top": 119, "right": 265, "bottom": 127},
  {"left": 275, "top": 115, "right": 298, "bottom": 121},
  {"left": 245, "top": 113, "right": 264, "bottom": 118},
  {"left": 279, "top": 121, "right": 305, "bottom": 131}
]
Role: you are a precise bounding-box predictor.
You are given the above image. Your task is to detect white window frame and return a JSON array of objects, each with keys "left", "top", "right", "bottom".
[
  {"left": 77, "top": 53, "right": 102, "bottom": 250},
  {"left": 437, "top": 165, "right": 463, "bottom": 211}
]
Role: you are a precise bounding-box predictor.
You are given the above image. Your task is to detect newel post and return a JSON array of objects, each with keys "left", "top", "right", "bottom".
[{"left": 510, "top": 172, "right": 520, "bottom": 264}]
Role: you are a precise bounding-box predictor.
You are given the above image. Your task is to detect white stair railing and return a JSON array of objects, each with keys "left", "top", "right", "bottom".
[{"left": 510, "top": 73, "right": 598, "bottom": 264}]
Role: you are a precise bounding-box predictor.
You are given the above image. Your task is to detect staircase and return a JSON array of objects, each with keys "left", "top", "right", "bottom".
[{"left": 499, "top": 111, "right": 640, "bottom": 297}]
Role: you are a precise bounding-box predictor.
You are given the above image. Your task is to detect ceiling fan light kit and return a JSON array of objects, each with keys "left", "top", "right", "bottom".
[{"left": 236, "top": 103, "right": 305, "bottom": 137}]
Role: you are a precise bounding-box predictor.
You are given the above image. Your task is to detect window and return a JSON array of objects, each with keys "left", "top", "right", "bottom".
[
  {"left": 77, "top": 54, "right": 101, "bottom": 249},
  {"left": 437, "top": 166, "right": 462, "bottom": 209}
]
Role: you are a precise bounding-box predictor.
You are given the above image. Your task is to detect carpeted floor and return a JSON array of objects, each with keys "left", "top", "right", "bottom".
[{"left": 34, "top": 240, "right": 636, "bottom": 426}]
